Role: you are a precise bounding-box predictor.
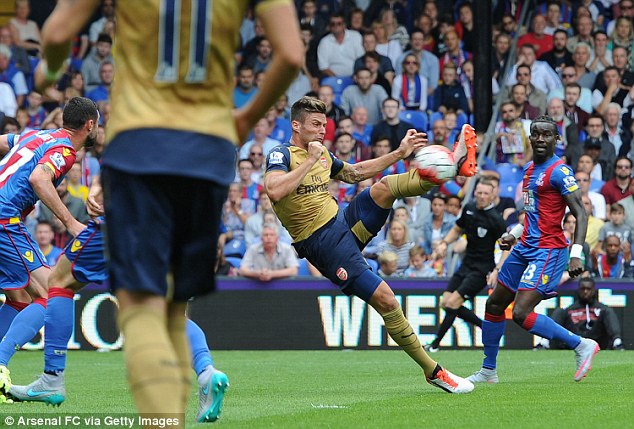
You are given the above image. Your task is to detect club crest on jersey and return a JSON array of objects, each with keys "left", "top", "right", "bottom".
[
  {"left": 535, "top": 172, "right": 546, "bottom": 187},
  {"left": 320, "top": 156, "right": 328, "bottom": 169},
  {"left": 50, "top": 152, "right": 66, "bottom": 170},
  {"left": 477, "top": 227, "right": 488, "bottom": 238},
  {"left": 336, "top": 267, "right": 348, "bottom": 281}
]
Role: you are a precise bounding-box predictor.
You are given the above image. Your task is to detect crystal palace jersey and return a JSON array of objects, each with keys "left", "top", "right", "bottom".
[
  {"left": 521, "top": 156, "right": 578, "bottom": 249},
  {"left": 0, "top": 130, "right": 76, "bottom": 218}
]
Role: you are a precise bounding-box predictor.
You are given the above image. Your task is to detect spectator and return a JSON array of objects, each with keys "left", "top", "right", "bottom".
[
  {"left": 506, "top": 44, "right": 562, "bottom": 95},
  {"left": 37, "top": 177, "right": 90, "bottom": 230},
  {"left": 239, "top": 117, "right": 281, "bottom": 160},
  {"left": 430, "top": 118, "right": 449, "bottom": 148},
  {"left": 494, "top": 101, "right": 532, "bottom": 166},
  {"left": 299, "top": 0, "right": 327, "bottom": 38},
  {"left": 445, "top": 195, "right": 462, "bottom": 217},
  {"left": 560, "top": 213, "right": 593, "bottom": 279},
  {"left": 544, "top": 1, "right": 571, "bottom": 36},
  {"left": 0, "top": 116, "right": 19, "bottom": 133},
  {"left": 604, "top": 102, "right": 632, "bottom": 157},
  {"left": 222, "top": 182, "right": 252, "bottom": 245},
  {"left": 348, "top": 8, "right": 368, "bottom": 35},
  {"left": 264, "top": 105, "right": 292, "bottom": 144},
  {"left": 25, "top": 91, "right": 46, "bottom": 129},
  {"left": 593, "top": 235, "right": 634, "bottom": 278},
  {"left": 377, "top": 219, "right": 415, "bottom": 274},
  {"left": 369, "top": 20, "right": 402, "bottom": 71},
  {"left": 337, "top": 115, "right": 372, "bottom": 161},
  {"left": 601, "top": 157, "right": 633, "bottom": 205},
  {"left": 592, "top": 66, "right": 630, "bottom": 115},
  {"left": 0, "top": 82, "right": 17, "bottom": 118},
  {"left": 393, "top": 195, "right": 431, "bottom": 246},
  {"left": 233, "top": 64, "right": 258, "bottom": 109},
  {"left": 86, "top": 61, "right": 114, "bottom": 103},
  {"left": 567, "top": 14, "right": 595, "bottom": 52},
  {"left": 403, "top": 245, "right": 437, "bottom": 278},
  {"left": 518, "top": 14, "right": 553, "bottom": 58},
  {"left": 433, "top": 63, "right": 468, "bottom": 115},
  {"left": 66, "top": 162, "right": 89, "bottom": 202},
  {"left": 371, "top": 97, "right": 413, "bottom": 150},
  {"left": 594, "top": 46, "right": 634, "bottom": 94},
  {"left": 582, "top": 194, "right": 604, "bottom": 250},
  {"left": 539, "top": 29, "right": 573, "bottom": 76},
  {"left": 81, "top": 33, "right": 113, "bottom": 94},
  {"left": 593, "top": 202, "right": 633, "bottom": 257},
  {"left": 584, "top": 115, "right": 617, "bottom": 181},
  {"left": 236, "top": 158, "right": 263, "bottom": 206},
  {"left": 318, "top": 84, "right": 346, "bottom": 124},
  {"left": 243, "top": 36, "right": 273, "bottom": 75},
  {"left": 548, "top": 67, "right": 593, "bottom": 114},
  {"left": 317, "top": 13, "right": 364, "bottom": 77},
  {"left": 587, "top": 30, "right": 612, "bottom": 74},
  {"left": 363, "top": 51, "right": 391, "bottom": 94},
  {"left": 372, "top": 136, "right": 405, "bottom": 179},
  {"left": 454, "top": 2, "right": 475, "bottom": 53},
  {"left": 479, "top": 170, "right": 517, "bottom": 223},
  {"left": 0, "top": 44, "right": 28, "bottom": 107},
  {"left": 88, "top": 0, "right": 115, "bottom": 47},
  {"left": 575, "top": 170, "right": 607, "bottom": 220},
  {"left": 606, "top": 0, "right": 634, "bottom": 37},
  {"left": 571, "top": 43, "right": 596, "bottom": 90},
  {"left": 0, "top": 25, "right": 30, "bottom": 76},
  {"left": 350, "top": 106, "right": 373, "bottom": 147},
  {"left": 377, "top": 250, "right": 399, "bottom": 277},
  {"left": 438, "top": 29, "right": 471, "bottom": 79},
  {"left": 35, "top": 221, "right": 63, "bottom": 267},
  {"left": 609, "top": 16, "right": 634, "bottom": 61},
  {"left": 512, "top": 83, "right": 540, "bottom": 120},
  {"left": 500, "top": 13, "right": 518, "bottom": 38},
  {"left": 9, "top": 0, "right": 40, "bottom": 56},
  {"left": 576, "top": 153, "right": 603, "bottom": 188},
  {"left": 340, "top": 67, "right": 388, "bottom": 124},
  {"left": 379, "top": 8, "right": 409, "bottom": 51},
  {"left": 544, "top": 278, "right": 625, "bottom": 350},
  {"left": 215, "top": 242, "right": 239, "bottom": 277},
  {"left": 617, "top": 179, "right": 634, "bottom": 230},
  {"left": 414, "top": 13, "right": 436, "bottom": 54},
  {"left": 239, "top": 223, "right": 299, "bottom": 281},
  {"left": 503, "top": 64, "right": 548, "bottom": 115},
  {"left": 547, "top": 97, "right": 580, "bottom": 165},
  {"left": 562, "top": 82, "right": 591, "bottom": 130},
  {"left": 492, "top": 32, "right": 511, "bottom": 84},
  {"left": 421, "top": 193, "right": 456, "bottom": 255},
  {"left": 392, "top": 54, "right": 428, "bottom": 112},
  {"left": 353, "top": 31, "right": 395, "bottom": 83},
  {"left": 395, "top": 28, "right": 440, "bottom": 96}
]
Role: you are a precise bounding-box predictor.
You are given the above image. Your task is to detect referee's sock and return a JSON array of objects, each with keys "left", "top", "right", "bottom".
[
  {"left": 432, "top": 308, "right": 459, "bottom": 348},
  {"left": 382, "top": 306, "right": 437, "bottom": 376},
  {"left": 0, "top": 299, "right": 46, "bottom": 366},
  {"left": 386, "top": 170, "right": 436, "bottom": 199},
  {"left": 522, "top": 312, "right": 582, "bottom": 349},
  {"left": 186, "top": 318, "right": 214, "bottom": 377},
  {"left": 44, "top": 287, "right": 75, "bottom": 374},
  {"left": 457, "top": 306, "right": 482, "bottom": 328}
]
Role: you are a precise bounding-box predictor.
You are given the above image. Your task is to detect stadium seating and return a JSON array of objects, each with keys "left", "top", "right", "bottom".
[
  {"left": 297, "top": 258, "right": 311, "bottom": 276},
  {"left": 224, "top": 239, "right": 246, "bottom": 258},
  {"left": 496, "top": 163, "right": 524, "bottom": 199},
  {"left": 429, "top": 111, "right": 443, "bottom": 128},
  {"left": 366, "top": 258, "right": 379, "bottom": 273},
  {"left": 225, "top": 256, "right": 242, "bottom": 268},
  {"left": 399, "top": 110, "right": 428, "bottom": 132},
  {"left": 320, "top": 76, "right": 354, "bottom": 105}
]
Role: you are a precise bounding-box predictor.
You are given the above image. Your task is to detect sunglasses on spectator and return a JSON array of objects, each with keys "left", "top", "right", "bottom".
[
  {"left": 616, "top": 164, "right": 631, "bottom": 169},
  {"left": 562, "top": 73, "right": 575, "bottom": 78}
]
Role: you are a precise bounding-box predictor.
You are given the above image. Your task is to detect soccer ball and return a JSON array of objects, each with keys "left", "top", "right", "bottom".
[{"left": 414, "top": 145, "right": 456, "bottom": 184}]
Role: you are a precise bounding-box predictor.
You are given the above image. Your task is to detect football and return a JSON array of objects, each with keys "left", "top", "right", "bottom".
[{"left": 414, "top": 145, "right": 456, "bottom": 184}]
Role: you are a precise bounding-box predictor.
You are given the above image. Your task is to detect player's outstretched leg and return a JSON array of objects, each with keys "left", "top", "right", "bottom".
[
  {"left": 452, "top": 124, "right": 477, "bottom": 177},
  {"left": 187, "top": 319, "right": 229, "bottom": 422},
  {"left": 8, "top": 373, "right": 65, "bottom": 406},
  {"left": 574, "top": 338, "right": 600, "bottom": 382}
]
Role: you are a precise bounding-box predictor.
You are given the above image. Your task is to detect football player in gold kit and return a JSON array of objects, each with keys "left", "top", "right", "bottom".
[{"left": 36, "top": 0, "right": 303, "bottom": 425}]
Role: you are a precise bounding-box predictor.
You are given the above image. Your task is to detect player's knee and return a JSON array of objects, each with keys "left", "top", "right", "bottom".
[
  {"left": 485, "top": 299, "right": 505, "bottom": 316},
  {"left": 512, "top": 308, "right": 529, "bottom": 326}
]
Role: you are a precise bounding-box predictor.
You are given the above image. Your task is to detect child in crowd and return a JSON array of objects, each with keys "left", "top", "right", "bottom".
[
  {"left": 593, "top": 203, "right": 633, "bottom": 257},
  {"left": 377, "top": 251, "right": 399, "bottom": 277},
  {"left": 403, "top": 245, "right": 438, "bottom": 278}
]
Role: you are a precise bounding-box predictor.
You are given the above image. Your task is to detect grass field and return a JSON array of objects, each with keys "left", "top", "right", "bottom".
[{"left": 1, "top": 350, "right": 632, "bottom": 429}]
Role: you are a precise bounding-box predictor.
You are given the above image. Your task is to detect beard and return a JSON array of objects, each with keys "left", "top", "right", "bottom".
[
  {"left": 551, "top": 114, "right": 564, "bottom": 122},
  {"left": 84, "top": 134, "right": 97, "bottom": 149}
]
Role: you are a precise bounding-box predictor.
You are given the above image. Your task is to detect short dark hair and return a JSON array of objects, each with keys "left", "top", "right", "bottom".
[
  {"left": 62, "top": 97, "right": 98, "bottom": 131},
  {"left": 578, "top": 277, "right": 595, "bottom": 288},
  {"left": 382, "top": 97, "right": 400, "bottom": 107},
  {"left": 291, "top": 96, "right": 326, "bottom": 123},
  {"left": 610, "top": 202, "right": 625, "bottom": 213},
  {"left": 96, "top": 33, "right": 113, "bottom": 45},
  {"left": 615, "top": 156, "right": 633, "bottom": 169},
  {"left": 554, "top": 29, "right": 569, "bottom": 38},
  {"left": 532, "top": 115, "right": 558, "bottom": 131}
]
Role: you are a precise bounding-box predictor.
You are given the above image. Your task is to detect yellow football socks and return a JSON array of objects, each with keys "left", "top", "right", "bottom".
[
  {"left": 386, "top": 170, "right": 435, "bottom": 199},
  {"left": 167, "top": 303, "right": 191, "bottom": 414},
  {"left": 117, "top": 306, "right": 184, "bottom": 427},
  {"left": 382, "top": 306, "right": 437, "bottom": 377}
]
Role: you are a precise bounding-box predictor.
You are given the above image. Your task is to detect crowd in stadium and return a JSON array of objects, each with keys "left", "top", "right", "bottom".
[{"left": 1, "top": 0, "right": 633, "bottom": 281}]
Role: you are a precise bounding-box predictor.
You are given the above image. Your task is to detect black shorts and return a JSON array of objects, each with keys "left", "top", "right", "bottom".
[
  {"left": 446, "top": 264, "right": 489, "bottom": 300},
  {"left": 102, "top": 168, "right": 227, "bottom": 302}
]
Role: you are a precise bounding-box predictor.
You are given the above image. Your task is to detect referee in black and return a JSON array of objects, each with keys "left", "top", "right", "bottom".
[{"left": 425, "top": 180, "right": 508, "bottom": 352}]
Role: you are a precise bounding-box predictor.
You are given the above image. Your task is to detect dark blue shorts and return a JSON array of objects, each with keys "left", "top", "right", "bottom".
[
  {"left": 64, "top": 218, "right": 107, "bottom": 284},
  {"left": 293, "top": 189, "right": 390, "bottom": 302},
  {"left": 497, "top": 243, "right": 568, "bottom": 298},
  {"left": 0, "top": 219, "right": 48, "bottom": 290},
  {"left": 102, "top": 168, "right": 227, "bottom": 302}
]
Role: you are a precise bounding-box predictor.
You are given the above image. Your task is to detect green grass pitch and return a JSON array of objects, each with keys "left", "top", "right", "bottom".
[{"left": 2, "top": 350, "right": 633, "bottom": 428}]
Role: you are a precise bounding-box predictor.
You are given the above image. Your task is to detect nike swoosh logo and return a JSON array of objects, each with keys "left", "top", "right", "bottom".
[
  {"left": 202, "top": 386, "right": 209, "bottom": 395},
  {"left": 27, "top": 389, "right": 55, "bottom": 397},
  {"left": 400, "top": 333, "right": 415, "bottom": 339}
]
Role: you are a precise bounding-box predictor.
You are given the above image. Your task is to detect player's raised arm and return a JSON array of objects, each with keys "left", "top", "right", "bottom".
[
  {"left": 233, "top": 2, "right": 304, "bottom": 143},
  {"left": 333, "top": 129, "right": 427, "bottom": 183},
  {"left": 265, "top": 141, "right": 324, "bottom": 202},
  {"left": 35, "top": 0, "right": 101, "bottom": 91},
  {"left": 564, "top": 190, "right": 588, "bottom": 277}
]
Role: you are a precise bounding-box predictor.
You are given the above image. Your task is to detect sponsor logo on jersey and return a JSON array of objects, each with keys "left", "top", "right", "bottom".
[
  {"left": 23, "top": 251, "right": 34, "bottom": 263},
  {"left": 268, "top": 151, "right": 284, "bottom": 165},
  {"left": 563, "top": 175, "right": 578, "bottom": 192},
  {"left": 71, "top": 240, "right": 82, "bottom": 252},
  {"left": 297, "top": 183, "right": 329, "bottom": 195},
  {"left": 336, "top": 267, "right": 348, "bottom": 281},
  {"left": 50, "top": 152, "right": 66, "bottom": 170}
]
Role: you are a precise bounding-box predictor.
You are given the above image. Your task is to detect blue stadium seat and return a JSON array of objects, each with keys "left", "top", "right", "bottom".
[
  {"left": 496, "top": 163, "right": 524, "bottom": 200},
  {"left": 366, "top": 258, "right": 379, "bottom": 273},
  {"left": 320, "top": 76, "right": 354, "bottom": 105},
  {"left": 26, "top": 57, "right": 40, "bottom": 92},
  {"left": 429, "top": 111, "right": 443, "bottom": 128},
  {"left": 399, "top": 110, "right": 428, "bottom": 132},
  {"left": 225, "top": 256, "right": 242, "bottom": 269},
  {"left": 224, "top": 239, "right": 246, "bottom": 258},
  {"left": 589, "top": 179, "right": 605, "bottom": 193},
  {"left": 297, "top": 258, "right": 311, "bottom": 276},
  {"left": 457, "top": 112, "right": 468, "bottom": 129}
]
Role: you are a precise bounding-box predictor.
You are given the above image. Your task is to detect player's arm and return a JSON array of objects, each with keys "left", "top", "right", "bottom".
[
  {"left": 0, "top": 135, "right": 12, "bottom": 157},
  {"left": 233, "top": 2, "right": 304, "bottom": 143},
  {"left": 35, "top": 0, "right": 101, "bottom": 91},
  {"left": 29, "top": 165, "right": 84, "bottom": 237},
  {"left": 86, "top": 175, "right": 104, "bottom": 218},
  {"left": 333, "top": 129, "right": 428, "bottom": 183},
  {"left": 265, "top": 142, "right": 322, "bottom": 202},
  {"left": 564, "top": 189, "right": 588, "bottom": 277}
]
